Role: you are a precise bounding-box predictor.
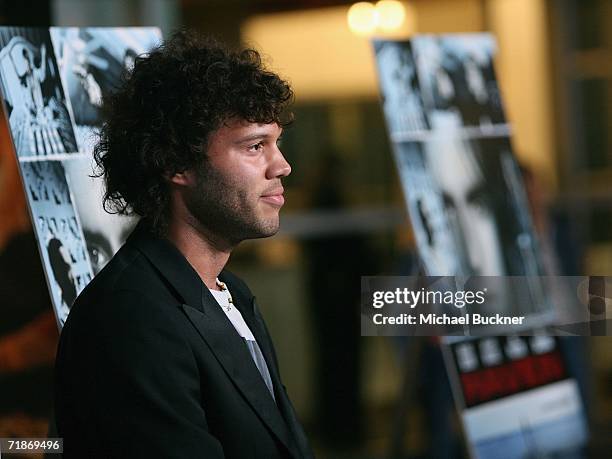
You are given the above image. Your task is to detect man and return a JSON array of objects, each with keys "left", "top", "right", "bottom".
[{"left": 55, "top": 31, "right": 313, "bottom": 459}]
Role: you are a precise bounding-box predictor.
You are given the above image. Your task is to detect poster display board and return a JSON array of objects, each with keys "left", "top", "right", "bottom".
[
  {"left": 373, "top": 34, "right": 588, "bottom": 457},
  {"left": 0, "top": 27, "right": 161, "bottom": 326}
]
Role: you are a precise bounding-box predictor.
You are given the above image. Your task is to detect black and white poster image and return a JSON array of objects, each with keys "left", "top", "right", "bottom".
[
  {"left": 50, "top": 27, "right": 162, "bottom": 153},
  {"left": 424, "top": 133, "right": 503, "bottom": 278},
  {"left": 21, "top": 160, "right": 93, "bottom": 325},
  {"left": 412, "top": 34, "right": 506, "bottom": 130},
  {"left": 423, "top": 134, "right": 542, "bottom": 278},
  {"left": 394, "top": 141, "right": 464, "bottom": 275},
  {"left": 0, "top": 27, "right": 77, "bottom": 158},
  {"left": 422, "top": 134, "right": 550, "bottom": 317},
  {"left": 374, "top": 40, "right": 429, "bottom": 137},
  {"left": 64, "top": 156, "right": 137, "bottom": 274},
  {"left": 468, "top": 136, "right": 544, "bottom": 278}
]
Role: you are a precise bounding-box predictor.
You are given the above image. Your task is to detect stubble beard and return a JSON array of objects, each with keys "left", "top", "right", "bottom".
[{"left": 184, "top": 164, "right": 280, "bottom": 246}]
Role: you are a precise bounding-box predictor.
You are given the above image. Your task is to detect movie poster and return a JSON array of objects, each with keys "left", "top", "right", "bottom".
[
  {"left": 373, "top": 34, "right": 587, "bottom": 458},
  {"left": 0, "top": 27, "right": 160, "bottom": 327}
]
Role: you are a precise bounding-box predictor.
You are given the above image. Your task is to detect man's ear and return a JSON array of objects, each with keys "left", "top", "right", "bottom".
[{"left": 167, "top": 169, "right": 195, "bottom": 186}]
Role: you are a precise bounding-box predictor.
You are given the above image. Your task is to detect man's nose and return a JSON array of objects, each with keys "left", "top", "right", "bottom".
[{"left": 267, "top": 146, "right": 291, "bottom": 179}]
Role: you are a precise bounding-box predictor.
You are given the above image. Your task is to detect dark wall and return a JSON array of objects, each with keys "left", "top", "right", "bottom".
[{"left": 0, "top": 0, "right": 51, "bottom": 26}]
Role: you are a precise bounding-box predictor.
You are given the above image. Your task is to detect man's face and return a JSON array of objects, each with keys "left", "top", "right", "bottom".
[
  {"left": 182, "top": 119, "right": 290, "bottom": 245},
  {"left": 64, "top": 158, "right": 136, "bottom": 274}
]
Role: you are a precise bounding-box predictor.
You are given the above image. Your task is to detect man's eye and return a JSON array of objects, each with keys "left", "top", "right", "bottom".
[
  {"left": 248, "top": 141, "right": 264, "bottom": 152},
  {"left": 88, "top": 244, "right": 110, "bottom": 274}
]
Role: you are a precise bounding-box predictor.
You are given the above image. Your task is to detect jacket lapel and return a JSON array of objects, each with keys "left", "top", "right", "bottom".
[
  {"left": 130, "top": 225, "right": 300, "bottom": 458},
  {"left": 220, "top": 276, "right": 310, "bottom": 459},
  {"left": 247, "top": 297, "right": 313, "bottom": 459},
  {"left": 181, "top": 296, "right": 300, "bottom": 458}
]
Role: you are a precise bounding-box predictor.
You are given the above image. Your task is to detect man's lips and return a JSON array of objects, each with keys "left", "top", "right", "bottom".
[{"left": 260, "top": 188, "right": 285, "bottom": 207}]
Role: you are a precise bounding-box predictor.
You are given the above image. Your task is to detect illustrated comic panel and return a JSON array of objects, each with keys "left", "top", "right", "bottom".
[
  {"left": 50, "top": 27, "right": 162, "bottom": 153},
  {"left": 410, "top": 34, "right": 507, "bottom": 133},
  {"left": 20, "top": 159, "right": 93, "bottom": 326},
  {"left": 373, "top": 40, "right": 430, "bottom": 139},
  {"left": 0, "top": 27, "right": 78, "bottom": 159},
  {"left": 393, "top": 141, "right": 462, "bottom": 276}
]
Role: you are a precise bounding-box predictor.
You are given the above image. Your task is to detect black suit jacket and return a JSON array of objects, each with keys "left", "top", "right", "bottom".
[{"left": 55, "top": 224, "right": 313, "bottom": 459}]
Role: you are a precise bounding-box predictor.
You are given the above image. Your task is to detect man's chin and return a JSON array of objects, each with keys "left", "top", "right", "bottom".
[
  {"left": 255, "top": 215, "right": 281, "bottom": 238},
  {"left": 233, "top": 217, "right": 280, "bottom": 241},
  {"left": 255, "top": 222, "right": 280, "bottom": 239}
]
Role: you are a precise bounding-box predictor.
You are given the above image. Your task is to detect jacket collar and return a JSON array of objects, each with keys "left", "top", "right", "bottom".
[{"left": 127, "top": 221, "right": 204, "bottom": 309}]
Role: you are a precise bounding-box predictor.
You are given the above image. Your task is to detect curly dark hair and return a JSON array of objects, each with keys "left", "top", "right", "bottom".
[{"left": 94, "top": 30, "right": 294, "bottom": 235}]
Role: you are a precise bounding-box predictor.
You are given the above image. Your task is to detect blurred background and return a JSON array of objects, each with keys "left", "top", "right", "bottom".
[{"left": 0, "top": 0, "right": 611, "bottom": 458}]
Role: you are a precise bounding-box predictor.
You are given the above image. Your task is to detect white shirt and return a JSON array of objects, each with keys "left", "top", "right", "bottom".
[
  {"left": 208, "top": 288, "right": 256, "bottom": 341},
  {"left": 209, "top": 286, "right": 276, "bottom": 401}
]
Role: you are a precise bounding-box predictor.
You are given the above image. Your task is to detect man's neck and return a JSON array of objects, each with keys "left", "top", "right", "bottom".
[{"left": 166, "top": 215, "right": 233, "bottom": 291}]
